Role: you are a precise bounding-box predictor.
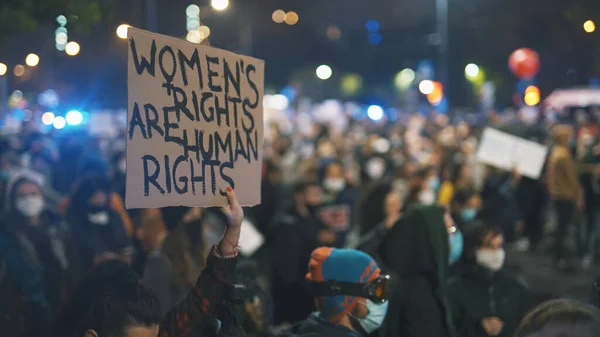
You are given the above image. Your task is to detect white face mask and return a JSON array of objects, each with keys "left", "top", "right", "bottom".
[
  {"left": 354, "top": 300, "right": 389, "bottom": 333},
  {"left": 324, "top": 178, "right": 346, "bottom": 192},
  {"left": 15, "top": 195, "right": 44, "bottom": 217},
  {"left": 366, "top": 159, "right": 386, "bottom": 179},
  {"left": 419, "top": 190, "right": 436, "bottom": 205},
  {"left": 88, "top": 211, "right": 110, "bottom": 225},
  {"left": 476, "top": 249, "right": 506, "bottom": 271}
]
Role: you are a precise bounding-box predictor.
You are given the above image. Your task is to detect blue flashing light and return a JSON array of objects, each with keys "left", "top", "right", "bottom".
[
  {"left": 368, "top": 33, "right": 382, "bottom": 45},
  {"left": 367, "top": 105, "right": 384, "bottom": 121},
  {"left": 366, "top": 20, "right": 380, "bottom": 33},
  {"left": 65, "top": 110, "right": 83, "bottom": 125}
]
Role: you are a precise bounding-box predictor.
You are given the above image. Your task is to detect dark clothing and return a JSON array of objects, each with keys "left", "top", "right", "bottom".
[
  {"left": 279, "top": 313, "right": 360, "bottom": 337},
  {"left": 271, "top": 210, "right": 320, "bottom": 324},
  {"left": 553, "top": 199, "right": 576, "bottom": 261},
  {"left": 159, "top": 246, "right": 238, "bottom": 337},
  {"left": 517, "top": 177, "right": 546, "bottom": 249},
  {"left": 380, "top": 205, "right": 455, "bottom": 337},
  {"left": 448, "top": 266, "right": 534, "bottom": 337},
  {"left": 480, "top": 174, "right": 521, "bottom": 242}
]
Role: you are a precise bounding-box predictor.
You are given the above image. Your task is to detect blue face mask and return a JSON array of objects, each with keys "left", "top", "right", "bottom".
[
  {"left": 448, "top": 230, "right": 464, "bottom": 265},
  {"left": 460, "top": 208, "right": 477, "bottom": 222},
  {"left": 355, "top": 300, "right": 389, "bottom": 334}
]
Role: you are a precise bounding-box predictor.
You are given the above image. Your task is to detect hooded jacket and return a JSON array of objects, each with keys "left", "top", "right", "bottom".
[
  {"left": 547, "top": 125, "right": 581, "bottom": 201},
  {"left": 379, "top": 205, "right": 455, "bottom": 337}
]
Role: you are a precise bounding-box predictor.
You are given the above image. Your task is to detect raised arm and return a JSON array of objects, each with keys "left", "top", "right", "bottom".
[{"left": 158, "top": 187, "right": 243, "bottom": 337}]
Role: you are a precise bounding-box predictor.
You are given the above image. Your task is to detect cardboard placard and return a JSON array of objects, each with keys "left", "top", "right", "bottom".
[
  {"left": 476, "top": 127, "right": 548, "bottom": 179},
  {"left": 126, "top": 27, "right": 265, "bottom": 209}
]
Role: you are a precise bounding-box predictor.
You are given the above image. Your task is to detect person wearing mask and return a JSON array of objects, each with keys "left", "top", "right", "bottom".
[
  {"left": 380, "top": 205, "right": 462, "bottom": 337},
  {"left": 320, "top": 161, "right": 359, "bottom": 247},
  {"left": 547, "top": 125, "right": 584, "bottom": 271},
  {"left": 450, "top": 189, "right": 481, "bottom": 232},
  {"left": 65, "top": 175, "right": 133, "bottom": 275},
  {"left": 0, "top": 173, "right": 69, "bottom": 337},
  {"left": 402, "top": 167, "right": 429, "bottom": 210},
  {"left": 271, "top": 180, "right": 328, "bottom": 325},
  {"left": 514, "top": 299, "right": 600, "bottom": 337},
  {"left": 280, "top": 247, "right": 390, "bottom": 337},
  {"left": 52, "top": 187, "right": 247, "bottom": 337},
  {"left": 448, "top": 225, "right": 533, "bottom": 337},
  {"left": 438, "top": 163, "right": 473, "bottom": 207}
]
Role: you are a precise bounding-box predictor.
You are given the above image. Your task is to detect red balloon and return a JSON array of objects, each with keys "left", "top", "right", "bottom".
[{"left": 508, "top": 48, "right": 540, "bottom": 79}]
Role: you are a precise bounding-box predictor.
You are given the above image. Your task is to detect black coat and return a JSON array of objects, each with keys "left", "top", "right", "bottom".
[
  {"left": 379, "top": 206, "right": 455, "bottom": 337},
  {"left": 447, "top": 265, "right": 534, "bottom": 337}
]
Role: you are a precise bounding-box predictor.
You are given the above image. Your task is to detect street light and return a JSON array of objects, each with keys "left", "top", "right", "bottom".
[
  {"left": 0, "top": 63, "right": 7, "bottom": 76},
  {"left": 285, "top": 11, "right": 299, "bottom": 25},
  {"left": 117, "top": 24, "right": 130, "bottom": 39},
  {"left": 65, "top": 41, "right": 80, "bottom": 56},
  {"left": 316, "top": 65, "right": 332, "bottom": 80},
  {"left": 272, "top": 10, "right": 286, "bottom": 23},
  {"left": 419, "top": 80, "right": 434, "bottom": 95},
  {"left": 25, "top": 53, "right": 40, "bottom": 67},
  {"left": 584, "top": 20, "right": 596, "bottom": 33},
  {"left": 211, "top": 0, "right": 229, "bottom": 11},
  {"left": 464, "top": 63, "right": 480, "bottom": 80},
  {"left": 13, "top": 65, "right": 25, "bottom": 77}
]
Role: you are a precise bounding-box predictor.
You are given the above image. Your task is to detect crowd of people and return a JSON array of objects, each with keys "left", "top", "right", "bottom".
[{"left": 1, "top": 106, "right": 600, "bottom": 337}]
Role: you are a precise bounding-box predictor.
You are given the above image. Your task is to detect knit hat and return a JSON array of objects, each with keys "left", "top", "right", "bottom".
[{"left": 306, "top": 247, "right": 380, "bottom": 323}]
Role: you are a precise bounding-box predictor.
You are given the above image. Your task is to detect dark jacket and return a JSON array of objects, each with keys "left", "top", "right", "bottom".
[
  {"left": 448, "top": 265, "right": 534, "bottom": 337},
  {"left": 271, "top": 209, "right": 320, "bottom": 324},
  {"left": 380, "top": 205, "right": 455, "bottom": 337},
  {"left": 278, "top": 313, "right": 360, "bottom": 337}
]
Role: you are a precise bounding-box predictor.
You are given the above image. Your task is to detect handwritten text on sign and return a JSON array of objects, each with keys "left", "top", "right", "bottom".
[{"left": 126, "top": 28, "right": 264, "bottom": 209}]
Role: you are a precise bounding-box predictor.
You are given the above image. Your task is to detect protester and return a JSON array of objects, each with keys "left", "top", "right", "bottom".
[
  {"left": 0, "top": 173, "right": 69, "bottom": 337},
  {"left": 514, "top": 299, "right": 600, "bottom": 337},
  {"left": 438, "top": 162, "right": 473, "bottom": 207},
  {"left": 448, "top": 225, "right": 534, "bottom": 337},
  {"left": 52, "top": 187, "right": 244, "bottom": 337},
  {"left": 380, "top": 205, "right": 462, "bottom": 337},
  {"left": 65, "top": 175, "right": 132, "bottom": 275},
  {"left": 479, "top": 167, "right": 522, "bottom": 244},
  {"left": 271, "top": 180, "right": 326, "bottom": 325},
  {"left": 285, "top": 246, "right": 390, "bottom": 337},
  {"left": 547, "top": 125, "right": 583, "bottom": 270}
]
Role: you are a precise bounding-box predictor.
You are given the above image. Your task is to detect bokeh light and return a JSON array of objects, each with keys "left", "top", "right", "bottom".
[
  {"left": 341, "top": 74, "right": 362, "bottom": 96},
  {"left": 427, "top": 82, "right": 444, "bottom": 105},
  {"left": 41, "top": 112, "right": 55, "bottom": 125},
  {"left": 211, "top": 0, "right": 229, "bottom": 11},
  {"left": 367, "top": 105, "right": 384, "bottom": 121},
  {"left": 186, "top": 5, "right": 200, "bottom": 17},
  {"left": 368, "top": 33, "right": 382, "bottom": 45},
  {"left": 56, "top": 15, "right": 67, "bottom": 27},
  {"left": 55, "top": 31, "right": 68, "bottom": 45},
  {"left": 56, "top": 43, "right": 66, "bottom": 51},
  {"left": 264, "top": 94, "right": 289, "bottom": 110},
  {"left": 116, "top": 24, "right": 130, "bottom": 39},
  {"left": 465, "top": 63, "right": 480, "bottom": 79},
  {"left": 65, "top": 41, "right": 80, "bottom": 56},
  {"left": 524, "top": 85, "right": 540, "bottom": 106},
  {"left": 584, "top": 20, "right": 596, "bottom": 33},
  {"left": 13, "top": 65, "right": 25, "bottom": 77},
  {"left": 418, "top": 80, "right": 434, "bottom": 95},
  {"left": 25, "top": 53, "right": 40, "bottom": 67},
  {"left": 272, "top": 10, "right": 286, "bottom": 23},
  {"left": 366, "top": 20, "right": 380, "bottom": 33},
  {"left": 66, "top": 110, "right": 83, "bottom": 125},
  {"left": 285, "top": 11, "right": 299, "bottom": 25},
  {"left": 198, "top": 26, "right": 211, "bottom": 39},
  {"left": 187, "top": 17, "right": 200, "bottom": 31},
  {"left": 394, "top": 68, "right": 416, "bottom": 90},
  {"left": 0, "top": 63, "right": 7, "bottom": 76},
  {"left": 326, "top": 25, "right": 341, "bottom": 40},
  {"left": 316, "top": 65, "right": 332, "bottom": 80},
  {"left": 53, "top": 116, "right": 66, "bottom": 129},
  {"left": 186, "top": 30, "right": 203, "bottom": 44}
]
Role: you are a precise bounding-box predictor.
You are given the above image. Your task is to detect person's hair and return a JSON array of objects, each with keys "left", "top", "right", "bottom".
[
  {"left": 292, "top": 179, "right": 320, "bottom": 195},
  {"left": 472, "top": 224, "right": 503, "bottom": 249},
  {"left": 515, "top": 298, "right": 600, "bottom": 337},
  {"left": 160, "top": 206, "right": 189, "bottom": 231},
  {"left": 69, "top": 174, "right": 113, "bottom": 211},
  {"left": 52, "top": 260, "right": 162, "bottom": 337},
  {"left": 451, "top": 188, "right": 476, "bottom": 208},
  {"left": 358, "top": 181, "right": 393, "bottom": 234},
  {"left": 5, "top": 175, "right": 42, "bottom": 212}
]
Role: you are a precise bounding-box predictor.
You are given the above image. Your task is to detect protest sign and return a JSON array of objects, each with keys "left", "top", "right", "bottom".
[
  {"left": 126, "top": 27, "right": 265, "bottom": 209},
  {"left": 476, "top": 127, "right": 548, "bottom": 179}
]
